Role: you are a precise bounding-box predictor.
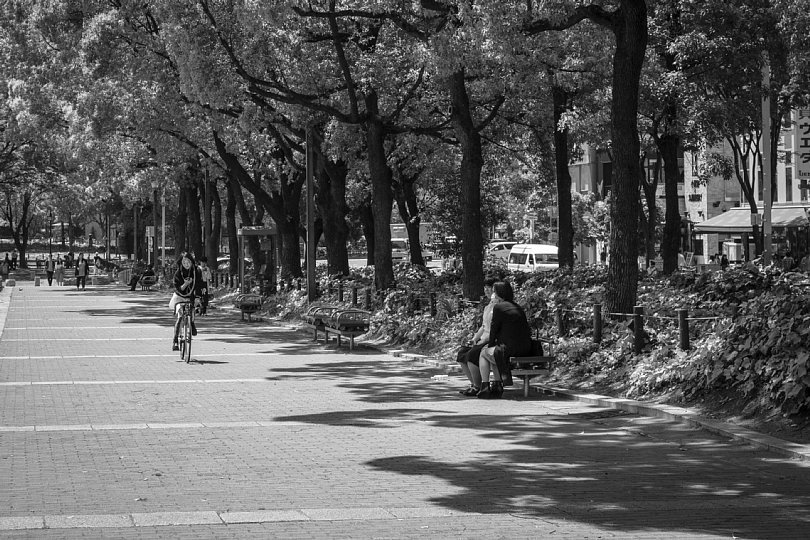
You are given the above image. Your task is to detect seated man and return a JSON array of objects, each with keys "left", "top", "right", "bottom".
[
  {"left": 139, "top": 265, "right": 156, "bottom": 286},
  {"left": 128, "top": 261, "right": 150, "bottom": 290}
]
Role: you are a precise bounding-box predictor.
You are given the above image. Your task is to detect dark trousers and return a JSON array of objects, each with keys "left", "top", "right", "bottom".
[
  {"left": 46, "top": 271, "right": 54, "bottom": 286},
  {"left": 76, "top": 276, "right": 86, "bottom": 289},
  {"left": 129, "top": 274, "right": 141, "bottom": 290},
  {"left": 456, "top": 343, "right": 486, "bottom": 365}
]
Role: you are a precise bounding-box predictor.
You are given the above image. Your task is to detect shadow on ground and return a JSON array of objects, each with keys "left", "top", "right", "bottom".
[{"left": 274, "top": 404, "right": 810, "bottom": 538}]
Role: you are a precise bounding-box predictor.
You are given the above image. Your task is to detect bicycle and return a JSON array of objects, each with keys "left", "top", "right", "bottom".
[{"left": 177, "top": 299, "right": 194, "bottom": 363}]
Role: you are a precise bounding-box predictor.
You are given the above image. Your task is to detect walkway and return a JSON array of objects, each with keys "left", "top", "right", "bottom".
[{"left": 1, "top": 283, "right": 809, "bottom": 539}]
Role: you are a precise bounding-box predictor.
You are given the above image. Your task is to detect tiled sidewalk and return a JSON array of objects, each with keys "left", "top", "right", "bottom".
[{"left": 1, "top": 283, "right": 810, "bottom": 539}]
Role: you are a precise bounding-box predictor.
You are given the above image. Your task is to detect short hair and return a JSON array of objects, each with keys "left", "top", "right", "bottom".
[
  {"left": 493, "top": 281, "right": 515, "bottom": 303},
  {"left": 199, "top": 256, "right": 208, "bottom": 263},
  {"left": 484, "top": 276, "right": 497, "bottom": 287}
]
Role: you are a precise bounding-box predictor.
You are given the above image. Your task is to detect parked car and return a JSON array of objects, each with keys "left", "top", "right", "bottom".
[
  {"left": 487, "top": 240, "right": 517, "bottom": 262},
  {"left": 391, "top": 239, "right": 432, "bottom": 263},
  {"left": 217, "top": 256, "right": 252, "bottom": 272},
  {"left": 507, "top": 243, "right": 559, "bottom": 272}
]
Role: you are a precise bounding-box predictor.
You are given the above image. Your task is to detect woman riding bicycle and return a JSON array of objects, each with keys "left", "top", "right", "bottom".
[{"left": 169, "top": 252, "right": 203, "bottom": 351}]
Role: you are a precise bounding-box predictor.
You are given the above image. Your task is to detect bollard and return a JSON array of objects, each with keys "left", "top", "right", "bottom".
[
  {"left": 556, "top": 307, "right": 565, "bottom": 336},
  {"left": 365, "top": 287, "right": 372, "bottom": 310},
  {"left": 430, "top": 291, "right": 437, "bottom": 317},
  {"left": 351, "top": 286, "right": 358, "bottom": 306},
  {"left": 633, "top": 306, "right": 644, "bottom": 354},
  {"left": 678, "top": 309, "right": 690, "bottom": 350},
  {"left": 593, "top": 303, "right": 602, "bottom": 343},
  {"left": 229, "top": 273, "right": 234, "bottom": 288},
  {"left": 327, "top": 280, "right": 333, "bottom": 297},
  {"left": 296, "top": 278, "right": 302, "bottom": 291},
  {"left": 338, "top": 281, "right": 344, "bottom": 302}
]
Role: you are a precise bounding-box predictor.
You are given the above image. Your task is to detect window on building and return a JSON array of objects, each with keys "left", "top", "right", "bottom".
[
  {"left": 601, "top": 162, "right": 612, "bottom": 197},
  {"left": 787, "top": 167, "right": 793, "bottom": 202},
  {"left": 691, "top": 152, "right": 699, "bottom": 177}
]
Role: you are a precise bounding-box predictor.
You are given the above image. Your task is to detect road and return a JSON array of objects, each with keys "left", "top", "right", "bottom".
[{"left": 0, "top": 283, "right": 809, "bottom": 538}]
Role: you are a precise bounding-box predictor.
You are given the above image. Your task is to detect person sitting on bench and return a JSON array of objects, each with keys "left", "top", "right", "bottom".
[
  {"left": 456, "top": 276, "right": 497, "bottom": 397},
  {"left": 129, "top": 262, "right": 155, "bottom": 290},
  {"left": 477, "top": 280, "right": 533, "bottom": 399}
]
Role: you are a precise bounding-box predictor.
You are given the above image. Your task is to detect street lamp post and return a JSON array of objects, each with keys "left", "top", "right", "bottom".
[
  {"left": 151, "top": 181, "right": 159, "bottom": 270},
  {"left": 48, "top": 210, "right": 53, "bottom": 256}
]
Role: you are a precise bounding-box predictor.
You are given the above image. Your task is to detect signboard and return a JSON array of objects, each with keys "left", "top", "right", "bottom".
[
  {"left": 145, "top": 226, "right": 155, "bottom": 238},
  {"left": 797, "top": 109, "right": 810, "bottom": 179}
]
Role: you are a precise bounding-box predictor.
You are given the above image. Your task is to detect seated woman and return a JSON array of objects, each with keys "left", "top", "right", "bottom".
[
  {"left": 456, "top": 277, "right": 497, "bottom": 396},
  {"left": 169, "top": 253, "right": 203, "bottom": 350},
  {"left": 477, "top": 280, "right": 532, "bottom": 399}
]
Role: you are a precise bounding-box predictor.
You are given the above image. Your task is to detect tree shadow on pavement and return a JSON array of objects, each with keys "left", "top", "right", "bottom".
[{"left": 275, "top": 405, "right": 810, "bottom": 538}]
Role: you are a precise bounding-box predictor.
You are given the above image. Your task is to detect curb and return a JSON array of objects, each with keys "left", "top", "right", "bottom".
[
  {"left": 532, "top": 385, "right": 810, "bottom": 462},
  {"left": 393, "top": 352, "right": 810, "bottom": 462}
]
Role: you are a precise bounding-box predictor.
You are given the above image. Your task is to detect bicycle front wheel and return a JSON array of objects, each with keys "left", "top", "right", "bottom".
[{"left": 182, "top": 314, "right": 192, "bottom": 362}]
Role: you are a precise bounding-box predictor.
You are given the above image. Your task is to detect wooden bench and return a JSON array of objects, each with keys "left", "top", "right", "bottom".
[
  {"left": 303, "top": 304, "right": 341, "bottom": 342},
  {"left": 509, "top": 339, "right": 555, "bottom": 397},
  {"left": 323, "top": 308, "right": 371, "bottom": 351},
  {"left": 139, "top": 275, "right": 158, "bottom": 291},
  {"left": 235, "top": 293, "right": 263, "bottom": 321}
]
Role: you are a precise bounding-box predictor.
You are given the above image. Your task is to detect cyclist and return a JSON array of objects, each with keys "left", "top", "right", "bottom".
[{"left": 169, "top": 252, "right": 203, "bottom": 351}]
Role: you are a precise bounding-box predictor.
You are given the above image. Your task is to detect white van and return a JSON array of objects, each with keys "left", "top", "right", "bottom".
[{"left": 507, "top": 244, "right": 559, "bottom": 272}]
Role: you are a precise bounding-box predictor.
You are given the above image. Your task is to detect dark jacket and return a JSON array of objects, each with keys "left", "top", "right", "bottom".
[
  {"left": 173, "top": 265, "right": 203, "bottom": 299},
  {"left": 485, "top": 301, "right": 532, "bottom": 387},
  {"left": 487, "top": 301, "right": 533, "bottom": 358}
]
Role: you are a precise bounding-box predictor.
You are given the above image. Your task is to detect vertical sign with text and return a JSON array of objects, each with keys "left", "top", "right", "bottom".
[{"left": 798, "top": 110, "right": 810, "bottom": 199}]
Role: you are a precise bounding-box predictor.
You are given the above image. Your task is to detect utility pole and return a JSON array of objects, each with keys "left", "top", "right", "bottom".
[
  {"left": 761, "top": 54, "right": 773, "bottom": 265},
  {"left": 306, "top": 127, "right": 316, "bottom": 302}
]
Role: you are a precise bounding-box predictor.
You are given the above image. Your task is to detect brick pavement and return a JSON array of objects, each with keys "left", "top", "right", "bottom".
[{"left": 1, "top": 283, "right": 810, "bottom": 539}]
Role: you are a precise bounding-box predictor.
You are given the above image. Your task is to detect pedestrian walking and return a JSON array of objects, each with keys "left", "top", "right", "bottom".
[
  {"left": 11, "top": 249, "right": 18, "bottom": 270},
  {"left": 54, "top": 256, "right": 65, "bottom": 286},
  {"left": 800, "top": 253, "right": 810, "bottom": 273},
  {"left": 45, "top": 254, "right": 56, "bottom": 285},
  {"left": 75, "top": 253, "right": 89, "bottom": 290}
]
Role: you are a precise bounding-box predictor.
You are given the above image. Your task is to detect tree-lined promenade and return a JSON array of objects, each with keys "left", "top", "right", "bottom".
[{"left": 2, "top": 1, "right": 810, "bottom": 314}]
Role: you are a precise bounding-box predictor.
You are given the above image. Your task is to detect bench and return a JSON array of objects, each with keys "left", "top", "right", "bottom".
[
  {"left": 323, "top": 308, "right": 371, "bottom": 351},
  {"left": 509, "top": 339, "right": 555, "bottom": 397},
  {"left": 140, "top": 275, "right": 158, "bottom": 291},
  {"left": 303, "top": 304, "right": 342, "bottom": 342},
  {"left": 235, "top": 293, "right": 263, "bottom": 321}
]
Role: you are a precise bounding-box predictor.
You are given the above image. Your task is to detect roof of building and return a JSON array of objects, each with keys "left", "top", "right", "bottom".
[{"left": 693, "top": 205, "right": 810, "bottom": 233}]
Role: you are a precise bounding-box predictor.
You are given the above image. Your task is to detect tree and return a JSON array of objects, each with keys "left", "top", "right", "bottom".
[{"left": 526, "top": 0, "right": 649, "bottom": 314}]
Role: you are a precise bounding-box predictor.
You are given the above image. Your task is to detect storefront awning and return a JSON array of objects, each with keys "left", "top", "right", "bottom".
[{"left": 693, "top": 206, "right": 810, "bottom": 234}]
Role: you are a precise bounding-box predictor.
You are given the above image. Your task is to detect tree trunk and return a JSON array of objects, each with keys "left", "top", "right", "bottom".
[
  {"left": 213, "top": 130, "right": 304, "bottom": 279},
  {"left": 641, "top": 156, "right": 659, "bottom": 266},
  {"left": 206, "top": 179, "right": 221, "bottom": 267},
  {"left": 315, "top": 154, "right": 350, "bottom": 276},
  {"left": 357, "top": 200, "right": 375, "bottom": 266},
  {"left": 225, "top": 178, "right": 240, "bottom": 275},
  {"left": 605, "top": 0, "right": 648, "bottom": 315},
  {"left": 448, "top": 69, "right": 485, "bottom": 300},
  {"left": 186, "top": 182, "right": 203, "bottom": 259},
  {"left": 175, "top": 187, "right": 188, "bottom": 257},
  {"left": 553, "top": 84, "right": 574, "bottom": 269},
  {"left": 365, "top": 91, "right": 395, "bottom": 290},
  {"left": 393, "top": 172, "right": 425, "bottom": 266},
  {"left": 659, "top": 133, "right": 681, "bottom": 274}
]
